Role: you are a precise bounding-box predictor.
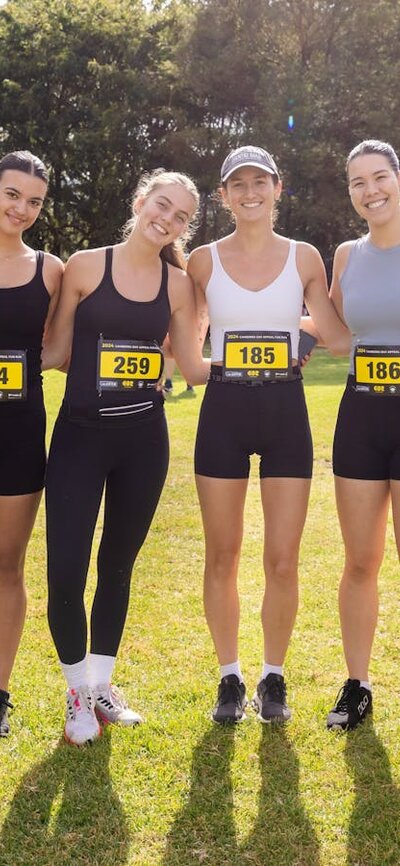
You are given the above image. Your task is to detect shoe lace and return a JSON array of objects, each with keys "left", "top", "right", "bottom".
[
  {"left": 97, "top": 684, "right": 126, "bottom": 711},
  {"left": 218, "top": 678, "right": 242, "bottom": 707},
  {"left": 333, "top": 680, "right": 358, "bottom": 713},
  {"left": 67, "top": 688, "right": 93, "bottom": 719},
  {"left": 264, "top": 676, "right": 286, "bottom": 703}
]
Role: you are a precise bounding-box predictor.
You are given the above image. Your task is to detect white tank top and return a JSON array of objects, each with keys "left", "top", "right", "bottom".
[{"left": 206, "top": 239, "right": 304, "bottom": 362}]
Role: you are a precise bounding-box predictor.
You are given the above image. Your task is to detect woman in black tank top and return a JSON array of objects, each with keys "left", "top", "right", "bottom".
[
  {"left": 42, "top": 169, "right": 209, "bottom": 746},
  {"left": 0, "top": 151, "right": 63, "bottom": 737}
]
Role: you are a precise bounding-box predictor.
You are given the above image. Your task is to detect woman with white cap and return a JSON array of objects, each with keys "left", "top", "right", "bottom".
[{"left": 189, "top": 145, "right": 348, "bottom": 724}]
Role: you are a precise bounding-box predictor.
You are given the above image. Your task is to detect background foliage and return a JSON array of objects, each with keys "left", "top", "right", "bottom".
[{"left": 1, "top": 0, "right": 399, "bottom": 264}]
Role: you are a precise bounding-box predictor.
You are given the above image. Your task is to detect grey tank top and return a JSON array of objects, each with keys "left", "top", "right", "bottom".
[{"left": 341, "top": 236, "right": 400, "bottom": 374}]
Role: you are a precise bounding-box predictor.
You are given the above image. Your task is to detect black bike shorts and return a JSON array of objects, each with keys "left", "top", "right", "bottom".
[
  {"left": 195, "top": 369, "right": 313, "bottom": 479},
  {"left": 0, "top": 392, "right": 46, "bottom": 495},
  {"left": 333, "top": 376, "right": 400, "bottom": 480}
]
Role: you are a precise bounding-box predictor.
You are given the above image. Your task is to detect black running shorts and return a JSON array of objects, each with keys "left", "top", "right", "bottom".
[
  {"left": 333, "top": 376, "right": 400, "bottom": 480},
  {"left": 0, "top": 392, "right": 46, "bottom": 495},
  {"left": 195, "top": 368, "right": 313, "bottom": 479}
]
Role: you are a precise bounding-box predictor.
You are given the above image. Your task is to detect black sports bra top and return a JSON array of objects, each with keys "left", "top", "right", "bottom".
[{"left": 63, "top": 246, "right": 171, "bottom": 421}]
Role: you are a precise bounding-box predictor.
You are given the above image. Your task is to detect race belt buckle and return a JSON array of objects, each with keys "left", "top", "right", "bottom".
[
  {"left": 354, "top": 344, "right": 400, "bottom": 395},
  {"left": 97, "top": 337, "right": 163, "bottom": 394},
  {"left": 222, "top": 330, "right": 292, "bottom": 384},
  {"left": 0, "top": 349, "right": 27, "bottom": 401}
]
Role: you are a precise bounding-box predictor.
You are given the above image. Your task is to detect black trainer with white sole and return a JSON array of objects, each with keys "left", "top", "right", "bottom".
[
  {"left": 327, "top": 679, "right": 372, "bottom": 731},
  {"left": 253, "top": 673, "right": 291, "bottom": 723},
  {"left": 212, "top": 674, "right": 247, "bottom": 723},
  {"left": 0, "top": 689, "right": 13, "bottom": 737}
]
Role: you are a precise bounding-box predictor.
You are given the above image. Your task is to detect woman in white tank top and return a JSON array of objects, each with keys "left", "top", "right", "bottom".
[
  {"left": 326, "top": 140, "right": 400, "bottom": 731},
  {"left": 188, "top": 145, "right": 348, "bottom": 725}
]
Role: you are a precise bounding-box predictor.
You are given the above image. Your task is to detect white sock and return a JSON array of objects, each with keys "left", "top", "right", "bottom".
[
  {"left": 262, "top": 662, "right": 283, "bottom": 680},
  {"left": 61, "top": 657, "right": 88, "bottom": 690},
  {"left": 220, "top": 661, "right": 243, "bottom": 683},
  {"left": 88, "top": 653, "right": 116, "bottom": 688},
  {"left": 360, "top": 680, "right": 372, "bottom": 692}
]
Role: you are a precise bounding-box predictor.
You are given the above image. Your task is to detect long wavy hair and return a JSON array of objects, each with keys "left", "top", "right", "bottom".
[{"left": 124, "top": 168, "right": 199, "bottom": 270}]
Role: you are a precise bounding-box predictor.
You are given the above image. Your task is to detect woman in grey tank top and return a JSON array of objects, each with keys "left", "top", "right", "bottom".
[{"left": 327, "top": 140, "right": 400, "bottom": 731}]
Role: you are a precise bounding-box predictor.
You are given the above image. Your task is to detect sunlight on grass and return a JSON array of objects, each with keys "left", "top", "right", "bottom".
[{"left": 1, "top": 352, "right": 399, "bottom": 866}]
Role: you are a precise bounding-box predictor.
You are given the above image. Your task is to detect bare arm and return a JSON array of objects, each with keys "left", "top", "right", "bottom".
[
  {"left": 298, "top": 242, "right": 351, "bottom": 355},
  {"left": 41, "top": 250, "right": 94, "bottom": 370},
  {"left": 329, "top": 242, "right": 354, "bottom": 325},
  {"left": 42, "top": 253, "right": 64, "bottom": 339},
  {"left": 167, "top": 263, "right": 210, "bottom": 385},
  {"left": 187, "top": 246, "right": 211, "bottom": 350}
]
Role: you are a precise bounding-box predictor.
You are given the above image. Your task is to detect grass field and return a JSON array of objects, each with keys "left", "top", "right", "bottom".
[{"left": 1, "top": 351, "right": 400, "bottom": 866}]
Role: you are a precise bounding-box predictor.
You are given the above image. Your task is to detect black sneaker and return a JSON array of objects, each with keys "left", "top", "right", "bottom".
[
  {"left": 327, "top": 679, "right": 372, "bottom": 731},
  {"left": 163, "top": 378, "right": 173, "bottom": 394},
  {"left": 253, "top": 673, "right": 291, "bottom": 723},
  {"left": 212, "top": 674, "right": 247, "bottom": 723},
  {"left": 0, "top": 689, "right": 13, "bottom": 737}
]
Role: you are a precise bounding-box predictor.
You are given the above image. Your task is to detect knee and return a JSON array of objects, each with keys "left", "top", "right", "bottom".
[
  {"left": 343, "top": 557, "right": 380, "bottom": 586},
  {"left": 0, "top": 553, "right": 24, "bottom": 589},
  {"left": 205, "top": 545, "right": 241, "bottom": 582},
  {"left": 264, "top": 554, "right": 298, "bottom": 586}
]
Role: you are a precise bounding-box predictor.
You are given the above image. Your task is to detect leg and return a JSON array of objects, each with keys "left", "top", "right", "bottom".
[
  {"left": 335, "top": 477, "right": 389, "bottom": 681},
  {"left": 46, "top": 419, "right": 105, "bottom": 664},
  {"left": 390, "top": 480, "right": 400, "bottom": 558},
  {"left": 0, "top": 492, "right": 41, "bottom": 690},
  {"left": 260, "top": 477, "right": 311, "bottom": 664},
  {"left": 195, "top": 475, "right": 248, "bottom": 664},
  {"left": 90, "top": 415, "right": 169, "bottom": 657}
]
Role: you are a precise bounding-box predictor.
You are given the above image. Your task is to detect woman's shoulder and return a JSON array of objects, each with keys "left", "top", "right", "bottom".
[
  {"left": 333, "top": 239, "right": 358, "bottom": 268},
  {"left": 187, "top": 244, "right": 214, "bottom": 286},
  {"left": 61, "top": 245, "right": 110, "bottom": 296},
  {"left": 39, "top": 251, "right": 63, "bottom": 296}
]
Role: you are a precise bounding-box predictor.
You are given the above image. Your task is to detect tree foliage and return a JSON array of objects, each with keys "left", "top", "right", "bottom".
[{"left": 0, "top": 0, "right": 399, "bottom": 263}]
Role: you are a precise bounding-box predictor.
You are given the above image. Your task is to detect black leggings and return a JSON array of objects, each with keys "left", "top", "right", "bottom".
[{"left": 46, "top": 412, "right": 169, "bottom": 664}]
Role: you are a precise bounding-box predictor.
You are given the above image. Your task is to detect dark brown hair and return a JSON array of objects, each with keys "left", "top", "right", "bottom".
[{"left": 347, "top": 140, "right": 399, "bottom": 176}]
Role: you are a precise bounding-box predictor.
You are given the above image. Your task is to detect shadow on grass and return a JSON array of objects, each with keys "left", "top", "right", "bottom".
[
  {"left": 345, "top": 722, "right": 400, "bottom": 865},
  {"left": 163, "top": 724, "right": 321, "bottom": 866},
  {"left": 0, "top": 729, "right": 129, "bottom": 866}
]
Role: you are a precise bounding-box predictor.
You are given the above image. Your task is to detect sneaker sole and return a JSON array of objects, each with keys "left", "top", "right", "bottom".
[
  {"left": 256, "top": 712, "right": 291, "bottom": 724},
  {"left": 252, "top": 698, "right": 291, "bottom": 724},
  {"left": 64, "top": 724, "right": 101, "bottom": 747},
  {"left": 95, "top": 708, "right": 142, "bottom": 727},
  {"left": 211, "top": 712, "right": 247, "bottom": 724}
]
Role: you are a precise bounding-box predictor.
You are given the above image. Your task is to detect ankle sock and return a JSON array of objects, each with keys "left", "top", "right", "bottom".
[
  {"left": 61, "top": 657, "right": 88, "bottom": 690},
  {"left": 220, "top": 661, "right": 243, "bottom": 683},
  {"left": 88, "top": 653, "right": 116, "bottom": 688},
  {"left": 262, "top": 662, "right": 283, "bottom": 680}
]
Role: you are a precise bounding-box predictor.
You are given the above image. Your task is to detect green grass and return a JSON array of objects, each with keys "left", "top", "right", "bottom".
[{"left": 2, "top": 350, "right": 400, "bottom": 866}]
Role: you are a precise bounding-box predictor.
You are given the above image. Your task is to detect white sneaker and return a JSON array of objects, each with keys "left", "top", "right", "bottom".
[
  {"left": 64, "top": 687, "right": 101, "bottom": 746},
  {"left": 94, "top": 683, "right": 142, "bottom": 727}
]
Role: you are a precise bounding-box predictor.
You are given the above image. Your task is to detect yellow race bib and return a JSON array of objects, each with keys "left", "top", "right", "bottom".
[
  {"left": 97, "top": 338, "right": 163, "bottom": 394},
  {"left": 223, "top": 331, "right": 291, "bottom": 383},
  {"left": 0, "top": 350, "right": 27, "bottom": 401},
  {"left": 354, "top": 345, "right": 400, "bottom": 395}
]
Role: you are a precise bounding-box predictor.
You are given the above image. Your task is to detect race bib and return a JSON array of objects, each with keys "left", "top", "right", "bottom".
[
  {"left": 354, "top": 345, "right": 400, "bottom": 395},
  {"left": 222, "top": 331, "right": 291, "bottom": 383},
  {"left": 0, "top": 349, "right": 27, "bottom": 401},
  {"left": 97, "top": 337, "right": 163, "bottom": 394}
]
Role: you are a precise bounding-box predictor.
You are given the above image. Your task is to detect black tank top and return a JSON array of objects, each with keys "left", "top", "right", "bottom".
[
  {"left": 0, "top": 251, "right": 50, "bottom": 404},
  {"left": 63, "top": 247, "right": 171, "bottom": 421}
]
